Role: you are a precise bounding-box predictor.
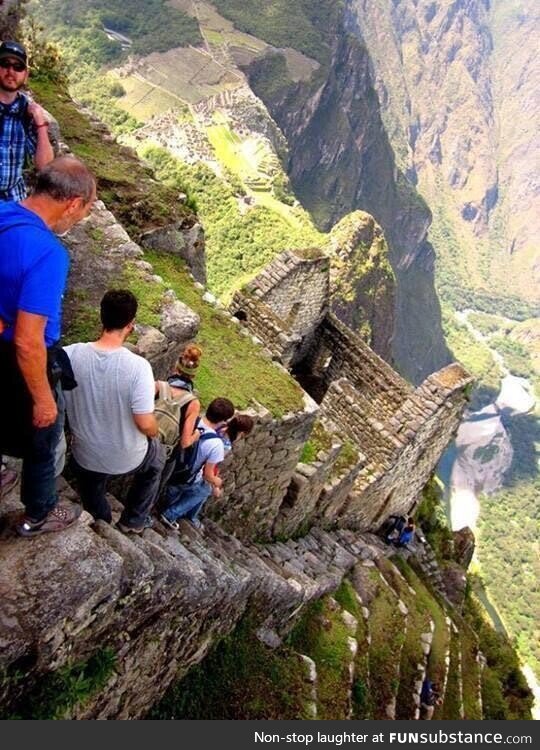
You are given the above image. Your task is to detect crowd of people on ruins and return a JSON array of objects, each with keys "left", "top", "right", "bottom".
[{"left": 0, "top": 40, "right": 253, "bottom": 538}]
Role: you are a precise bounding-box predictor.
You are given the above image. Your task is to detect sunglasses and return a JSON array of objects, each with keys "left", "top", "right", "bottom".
[{"left": 0, "top": 60, "right": 26, "bottom": 72}]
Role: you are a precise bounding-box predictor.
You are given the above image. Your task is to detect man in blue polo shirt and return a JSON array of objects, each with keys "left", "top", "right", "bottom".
[{"left": 0, "top": 155, "right": 96, "bottom": 536}]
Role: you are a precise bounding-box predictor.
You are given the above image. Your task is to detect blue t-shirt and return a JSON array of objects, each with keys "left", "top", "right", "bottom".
[{"left": 0, "top": 202, "right": 69, "bottom": 346}]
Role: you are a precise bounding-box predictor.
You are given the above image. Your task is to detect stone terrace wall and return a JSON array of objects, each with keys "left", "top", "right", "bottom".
[
  {"left": 273, "top": 428, "right": 343, "bottom": 539},
  {"left": 207, "top": 395, "right": 318, "bottom": 542},
  {"left": 305, "top": 314, "right": 412, "bottom": 421},
  {"left": 229, "top": 289, "right": 300, "bottom": 365},
  {"left": 339, "top": 364, "right": 474, "bottom": 530},
  {"left": 230, "top": 250, "right": 330, "bottom": 367}
]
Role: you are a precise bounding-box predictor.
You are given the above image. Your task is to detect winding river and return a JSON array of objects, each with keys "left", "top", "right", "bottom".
[{"left": 440, "top": 309, "right": 539, "bottom": 717}]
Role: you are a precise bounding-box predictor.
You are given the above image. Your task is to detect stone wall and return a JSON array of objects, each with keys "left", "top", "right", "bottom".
[
  {"left": 306, "top": 314, "right": 412, "bottom": 418},
  {"left": 0, "top": 484, "right": 364, "bottom": 720},
  {"left": 230, "top": 250, "right": 330, "bottom": 367},
  {"left": 273, "top": 426, "right": 342, "bottom": 539},
  {"left": 339, "top": 364, "right": 474, "bottom": 530},
  {"left": 208, "top": 396, "right": 319, "bottom": 542}
]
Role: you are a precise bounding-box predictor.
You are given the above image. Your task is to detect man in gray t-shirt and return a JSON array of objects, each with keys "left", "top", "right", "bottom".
[{"left": 64, "top": 290, "right": 165, "bottom": 533}]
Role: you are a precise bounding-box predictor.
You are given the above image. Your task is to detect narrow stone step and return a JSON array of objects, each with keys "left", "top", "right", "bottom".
[
  {"left": 376, "top": 557, "right": 433, "bottom": 720},
  {"left": 354, "top": 565, "right": 408, "bottom": 719}
]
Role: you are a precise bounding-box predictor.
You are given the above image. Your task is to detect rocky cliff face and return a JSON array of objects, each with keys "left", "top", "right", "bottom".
[
  {"left": 349, "top": 0, "right": 539, "bottom": 307},
  {"left": 246, "top": 16, "right": 451, "bottom": 383}
]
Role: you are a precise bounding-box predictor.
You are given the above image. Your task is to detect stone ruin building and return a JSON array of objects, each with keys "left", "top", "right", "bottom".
[{"left": 229, "top": 249, "right": 473, "bottom": 539}]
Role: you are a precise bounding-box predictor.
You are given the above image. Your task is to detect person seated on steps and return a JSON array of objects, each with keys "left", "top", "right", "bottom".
[
  {"left": 160, "top": 397, "right": 234, "bottom": 531},
  {"left": 384, "top": 514, "right": 407, "bottom": 543},
  {"left": 154, "top": 343, "right": 202, "bottom": 493},
  {"left": 63, "top": 289, "right": 166, "bottom": 534},
  {"left": 395, "top": 517, "right": 416, "bottom": 548},
  {"left": 420, "top": 678, "right": 441, "bottom": 719}
]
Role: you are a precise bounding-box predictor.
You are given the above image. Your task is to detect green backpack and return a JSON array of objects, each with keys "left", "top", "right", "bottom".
[{"left": 154, "top": 381, "right": 198, "bottom": 457}]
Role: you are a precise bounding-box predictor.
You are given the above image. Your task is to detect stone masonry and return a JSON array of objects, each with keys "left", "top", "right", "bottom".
[{"left": 229, "top": 250, "right": 474, "bottom": 537}]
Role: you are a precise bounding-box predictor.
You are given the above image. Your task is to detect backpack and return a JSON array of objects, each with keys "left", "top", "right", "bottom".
[
  {"left": 154, "top": 381, "right": 198, "bottom": 457},
  {"left": 169, "top": 427, "right": 219, "bottom": 486}
]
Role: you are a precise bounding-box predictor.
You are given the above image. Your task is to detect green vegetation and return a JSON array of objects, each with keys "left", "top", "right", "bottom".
[
  {"left": 299, "top": 420, "right": 333, "bottom": 464},
  {"left": 330, "top": 440, "right": 359, "bottom": 479},
  {"left": 464, "top": 587, "right": 533, "bottom": 720},
  {"left": 141, "top": 145, "right": 324, "bottom": 297},
  {"left": 489, "top": 336, "right": 535, "bottom": 379},
  {"left": 145, "top": 251, "right": 303, "bottom": 417},
  {"left": 365, "top": 568, "right": 405, "bottom": 719},
  {"left": 33, "top": 1, "right": 202, "bottom": 64},
  {"left": 477, "top": 476, "right": 540, "bottom": 679},
  {"left": 1, "top": 648, "right": 116, "bottom": 719},
  {"left": 467, "top": 311, "right": 508, "bottom": 337},
  {"left": 416, "top": 478, "right": 453, "bottom": 563},
  {"left": 438, "top": 284, "right": 539, "bottom": 321},
  {"left": 287, "top": 595, "right": 353, "bottom": 720},
  {"left": 393, "top": 559, "right": 450, "bottom": 695},
  {"left": 439, "top": 629, "right": 463, "bottom": 719},
  {"left": 442, "top": 305, "right": 501, "bottom": 409},
  {"left": 29, "top": 78, "right": 193, "bottom": 238},
  {"left": 377, "top": 558, "right": 435, "bottom": 719},
  {"left": 211, "top": 0, "right": 343, "bottom": 64},
  {"left": 334, "top": 580, "right": 370, "bottom": 720},
  {"left": 149, "top": 616, "right": 311, "bottom": 719}
]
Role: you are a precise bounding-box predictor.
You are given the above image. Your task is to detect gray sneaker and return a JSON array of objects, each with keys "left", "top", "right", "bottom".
[{"left": 16, "top": 503, "right": 82, "bottom": 538}]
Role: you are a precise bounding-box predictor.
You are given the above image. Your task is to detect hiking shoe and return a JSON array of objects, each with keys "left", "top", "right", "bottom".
[
  {"left": 116, "top": 515, "right": 153, "bottom": 535},
  {"left": 159, "top": 513, "right": 179, "bottom": 531},
  {"left": 189, "top": 518, "right": 204, "bottom": 530},
  {"left": 16, "top": 502, "right": 82, "bottom": 538},
  {"left": 0, "top": 468, "right": 19, "bottom": 497}
]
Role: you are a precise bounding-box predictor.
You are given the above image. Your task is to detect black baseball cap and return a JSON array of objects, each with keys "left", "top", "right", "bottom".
[{"left": 0, "top": 40, "right": 27, "bottom": 66}]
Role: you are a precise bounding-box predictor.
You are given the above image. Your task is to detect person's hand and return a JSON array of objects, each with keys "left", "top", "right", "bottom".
[
  {"left": 212, "top": 486, "right": 223, "bottom": 499},
  {"left": 33, "top": 395, "right": 57, "bottom": 428},
  {"left": 213, "top": 476, "right": 223, "bottom": 490},
  {"left": 27, "top": 102, "right": 49, "bottom": 128}
]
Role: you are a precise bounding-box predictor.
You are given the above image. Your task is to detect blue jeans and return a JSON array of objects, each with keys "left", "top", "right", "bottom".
[
  {"left": 21, "top": 385, "right": 65, "bottom": 522},
  {"left": 163, "top": 480, "right": 211, "bottom": 523}
]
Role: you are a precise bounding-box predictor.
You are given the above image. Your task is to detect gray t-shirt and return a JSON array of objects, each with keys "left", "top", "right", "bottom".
[
  {"left": 63, "top": 343, "right": 155, "bottom": 474},
  {"left": 193, "top": 420, "right": 225, "bottom": 484}
]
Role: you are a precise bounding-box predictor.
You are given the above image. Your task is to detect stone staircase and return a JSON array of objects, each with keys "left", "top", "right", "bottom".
[{"left": 0, "top": 476, "right": 481, "bottom": 720}]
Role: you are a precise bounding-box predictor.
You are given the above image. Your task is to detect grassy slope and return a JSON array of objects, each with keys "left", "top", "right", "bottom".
[
  {"left": 144, "top": 252, "right": 304, "bottom": 417},
  {"left": 365, "top": 568, "right": 406, "bottom": 719},
  {"left": 287, "top": 596, "right": 353, "bottom": 720},
  {"left": 377, "top": 558, "right": 434, "bottom": 719},
  {"left": 149, "top": 617, "right": 311, "bottom": 719}
]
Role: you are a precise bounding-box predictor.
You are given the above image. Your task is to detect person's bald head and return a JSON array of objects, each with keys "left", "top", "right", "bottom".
[
  {"left": 33, "top": 156, "right": 96, "bottom": 205},
  {"left": 27, "top": 156, "right": 97, "bottom": 234}
]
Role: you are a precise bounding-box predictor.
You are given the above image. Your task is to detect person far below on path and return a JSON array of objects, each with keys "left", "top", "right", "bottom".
[
  {"left": 63, "top": 290, "right": 166, "bottom": 534},
  {"left": 0, "top": 156, "right": 96, "bottom": 536},
  {"left": 160, "top": 397, "right": 235, "bottom": 531},
  {"left": 0, "top": 40, "right": 54, "bottom": 202}
]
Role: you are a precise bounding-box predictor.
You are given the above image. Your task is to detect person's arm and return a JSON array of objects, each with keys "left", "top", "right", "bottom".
[
  {"left": 133, "top": 413, "right": 158, "bottom": 437},
  {"left": 131, "top": 359, "right": 158, "bottom": 437},
  {"left": 27, "top": 102, "right": 54, "bottom": 169},
  {"left": 203, "top": 462, "right": 223, "bottom": 490},
  {"left": 13, "top": 311, "right": 56, "bottom": 428},
  {"left": 180, "top": 399, "right": 201, "bottom": 449}
]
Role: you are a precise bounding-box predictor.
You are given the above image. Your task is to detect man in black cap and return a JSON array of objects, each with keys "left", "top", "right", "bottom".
[{"left": 0, "top": 40, "right": 54, "bottom": 202}]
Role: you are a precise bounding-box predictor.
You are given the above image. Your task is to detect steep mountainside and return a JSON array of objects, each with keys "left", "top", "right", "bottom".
[
  {"left": 30, "top": 0, "right": 450, "bottom": 378},
  {"left": 349, "top": 0, "right": 539, "bottom": 310}
]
